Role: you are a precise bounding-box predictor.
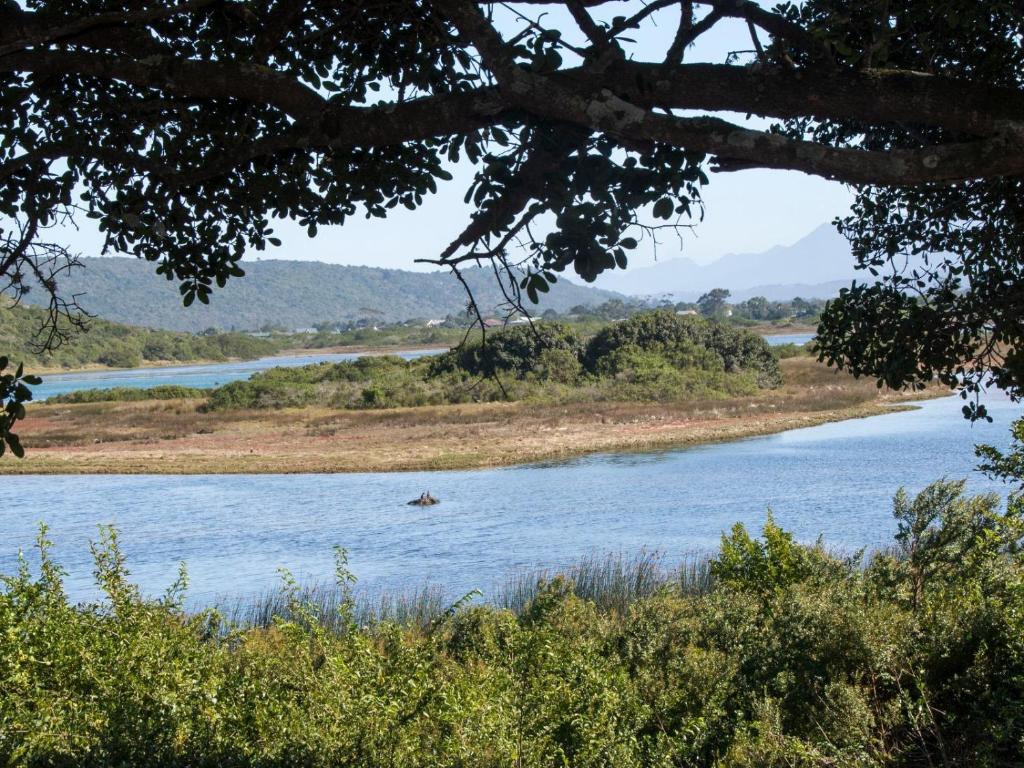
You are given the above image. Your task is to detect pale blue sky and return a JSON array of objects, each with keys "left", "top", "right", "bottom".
[{"left": 42, "top": 2, "right": 855, "bottom": 272}]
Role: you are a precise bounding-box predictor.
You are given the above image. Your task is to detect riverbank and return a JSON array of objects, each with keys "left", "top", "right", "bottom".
[{"left": 3, "top": 358, "right": 947, "bottom": 474}]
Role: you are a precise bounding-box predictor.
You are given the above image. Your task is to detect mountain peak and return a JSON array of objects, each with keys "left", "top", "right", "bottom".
[{"left": 591, "top": 224, "right": 855, "bottom": 299}]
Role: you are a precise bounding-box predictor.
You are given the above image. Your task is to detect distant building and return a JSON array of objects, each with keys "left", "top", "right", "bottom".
[
  {"left": 425, "top": 319, "right": 444, "bottom": 327},
  {"left": 482, "top": 318, "right": 503, "bottom": 328},
  {"left": 676, "top": 309, "right": 698, "bottom": 316}
]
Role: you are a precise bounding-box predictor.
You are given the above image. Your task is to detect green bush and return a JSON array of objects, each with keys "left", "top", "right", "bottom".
[
  {"left": 1, "top": 481, "right": 1021, "bottom": 766},
  {"left": 96, "top": 342, "right": 142, "bottom": 369},
  {"left": 772, "top": 342, "right": 814, "bottom": 360},
  {"left": 584, "top": 311, "right": 782, "bottom": 388},
  {"left": 205, "top": 314, "right": 779, "bottom": 412},
  {"left": 431, "top": 322, "right": 585, "bottom": 379}
]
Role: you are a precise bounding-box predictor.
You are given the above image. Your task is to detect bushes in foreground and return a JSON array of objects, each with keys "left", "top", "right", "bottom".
[{"left": 1, "top": 480, "right": 1021, "bottom": 766}]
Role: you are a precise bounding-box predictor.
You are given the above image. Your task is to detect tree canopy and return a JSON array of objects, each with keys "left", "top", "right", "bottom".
[{"left": 1, "top": 0, "right": 1023, "bottom": 444}]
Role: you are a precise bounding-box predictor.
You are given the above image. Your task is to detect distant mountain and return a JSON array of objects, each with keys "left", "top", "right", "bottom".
[
  {"left": 592, "top": 224, "right": 861, "bottom": 299},
  {"left": 26, "top": 258, "right": 624, "bottom": 333}
]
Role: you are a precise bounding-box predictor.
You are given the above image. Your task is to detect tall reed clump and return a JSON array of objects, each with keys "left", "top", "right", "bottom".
[
  {"left": 495, "top": 550, "right": 714, "bottom": 616},
  {"left": 1, "top": 480, "right": 1022, "bottom": 767}
]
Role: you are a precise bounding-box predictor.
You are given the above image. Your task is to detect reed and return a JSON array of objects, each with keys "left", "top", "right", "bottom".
[
  {"left": 222, "top": 582, "right": 453, "bottom": 631},
  {"left": 224, "top": 551, "right": 716, "bottom": 631},
  {"left": 495, "top": 551, "right": 714, "bottom": 615}
]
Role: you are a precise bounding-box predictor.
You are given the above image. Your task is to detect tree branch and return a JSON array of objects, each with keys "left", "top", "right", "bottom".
[
  {"left": 1, "top": 50, "right": 327, "bottom": 122},
  {"left": 0, "top": 0, "right": 219, "bottom": 56}
]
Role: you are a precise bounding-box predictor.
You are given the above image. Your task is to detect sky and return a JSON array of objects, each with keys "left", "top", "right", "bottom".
[{"left": 39, "top": 2, "right": 855, "bottom": 273}]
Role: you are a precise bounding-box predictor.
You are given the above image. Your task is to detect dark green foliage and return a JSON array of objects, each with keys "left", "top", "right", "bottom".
[
  {"left": 48, "top": 386, "right": 209, "bottom": 404},
  {"left": 0, "top": 301, "right": 279, "bottom": 371},
  {"left": 731, "top": 296, "right": 825, "bottom": 323},
  {"left": 0, "top": 356, "right": 39, "bottom": 458},
  {"left": 1, "top": 481, "right": 1021, "bottom": 765},
  {"left": 206, "top": 314, "right": 779, "bottom": 411},
  {"left": 977, "top": 417, "right": 1024, "bottom": 494},
  {"left": 696, "top": 288, "right": 730, "bottom": 318},
  {"left": 779, "top": 1, "right": 1024, "bottom": 416},
  {"left": 431, "top": 322, "right": 585, "bottom": 378},
  {"left": 583, "top": 311, "right": 783, "bottom": 388}
]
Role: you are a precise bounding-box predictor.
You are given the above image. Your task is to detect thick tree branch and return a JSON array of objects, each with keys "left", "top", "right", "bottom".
[
  {"left": 4, "top": 19, "right": 1024, "bottom": 190},
  {"left": 635, "top": 114, "right": 1024, "bottom": 185},
  {"left": 1, "top": 50, "right": 327, "bottom": 122},
  {"left": 4, "top": 49, "right": 1021, "bottom": 141},
  {"left": 0, "top": 0, "right": 219, "bottom": 56},
  {"left": 665, "top": 3, "right": 720, "bottom": 65}
]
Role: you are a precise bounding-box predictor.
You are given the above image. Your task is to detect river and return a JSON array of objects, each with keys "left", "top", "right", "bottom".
[
  {"left": 33, "top": 348, "right": 447, "bottom": 401},
  {"left": 2, "top": 386, "right": 1018, "bottom": 607}
]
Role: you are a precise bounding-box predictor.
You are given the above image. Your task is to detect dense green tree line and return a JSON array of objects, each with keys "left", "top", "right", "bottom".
[
  {"left": 0, "top": 302, "right": 280, "bottom": 371},
  {"left": 1, "top": 478, "right": 1020, "bottom": 766}
]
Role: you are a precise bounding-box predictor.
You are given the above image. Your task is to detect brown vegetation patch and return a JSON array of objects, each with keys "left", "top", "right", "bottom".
[{"left": 3, "top": 359, "right": 946, "bottom": 475}]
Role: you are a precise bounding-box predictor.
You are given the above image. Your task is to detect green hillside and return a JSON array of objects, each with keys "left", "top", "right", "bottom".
[
  {"left": 21, "top": 258, "right": 624, "bottom": 333},
  {"left": 0, "top": 302, "right": 278, "bottom": 371}
]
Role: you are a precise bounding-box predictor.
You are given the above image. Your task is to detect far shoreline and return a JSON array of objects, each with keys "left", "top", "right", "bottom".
[{"left": 28, "top": 324, "right": 815, "bottom": 378}]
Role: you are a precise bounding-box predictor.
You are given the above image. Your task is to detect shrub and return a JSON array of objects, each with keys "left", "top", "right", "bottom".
[
  {"left": 772, "top": 342, "right": 814, "bottom": 360},
  {"left": 431, "top": 322, "right": 585, "bottom": 379},
  {"left": 530, "top": 347, "right": 584, "bottom": 384},
  {"left": 96, "top": 342, "right": 142, "bottom": 369},
  {"left": 48, "top": 385, "right": 209, "bottom": 404},
  {"left": 584, "top": 310, "right": 782, "bottom": 388}
]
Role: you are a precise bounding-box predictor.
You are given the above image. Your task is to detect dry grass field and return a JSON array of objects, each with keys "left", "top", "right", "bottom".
[{"left": 1, "top": 358, "right": 945, "bottom": 474}]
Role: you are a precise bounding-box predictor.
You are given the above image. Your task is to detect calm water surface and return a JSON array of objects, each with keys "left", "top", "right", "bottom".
[
  {"left": 764, "top": 332, "right": 814, "bottom": 346},
  {"left": 2, "top": 392, "right": 1018, "bottom": 606}
]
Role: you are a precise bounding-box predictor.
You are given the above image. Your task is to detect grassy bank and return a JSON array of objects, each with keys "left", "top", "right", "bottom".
[
  {"left": 2, "top": 357, "right": 945, "bottom": 474},
  {"left": 3, "top": 480, "right": 1021, "bottom": 765}
]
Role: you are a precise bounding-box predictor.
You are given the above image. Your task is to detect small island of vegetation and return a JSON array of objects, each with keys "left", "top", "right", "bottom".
[{"left": 4, "top": 311, "right": 937, "bottom": 475}]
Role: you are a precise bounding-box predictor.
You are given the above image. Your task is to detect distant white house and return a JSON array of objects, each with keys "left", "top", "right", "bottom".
[
  {"left": 676, "top": 309, "right": 698, "bottom": 316},
  {"left": 424, "top": 318, "right": 445, "bottom": 327}
]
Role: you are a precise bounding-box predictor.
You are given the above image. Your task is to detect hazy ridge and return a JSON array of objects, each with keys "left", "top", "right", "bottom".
[
  {"left": 591, "top": 224, "right": 860, "bottom": 299},
  {"left": 27, "top": 258, "right": 624, "bottom": 333}
]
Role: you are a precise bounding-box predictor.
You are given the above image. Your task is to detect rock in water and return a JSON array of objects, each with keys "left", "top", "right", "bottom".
[{"left": 407, "top": 492, "right": 440, "bottom": 506}]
